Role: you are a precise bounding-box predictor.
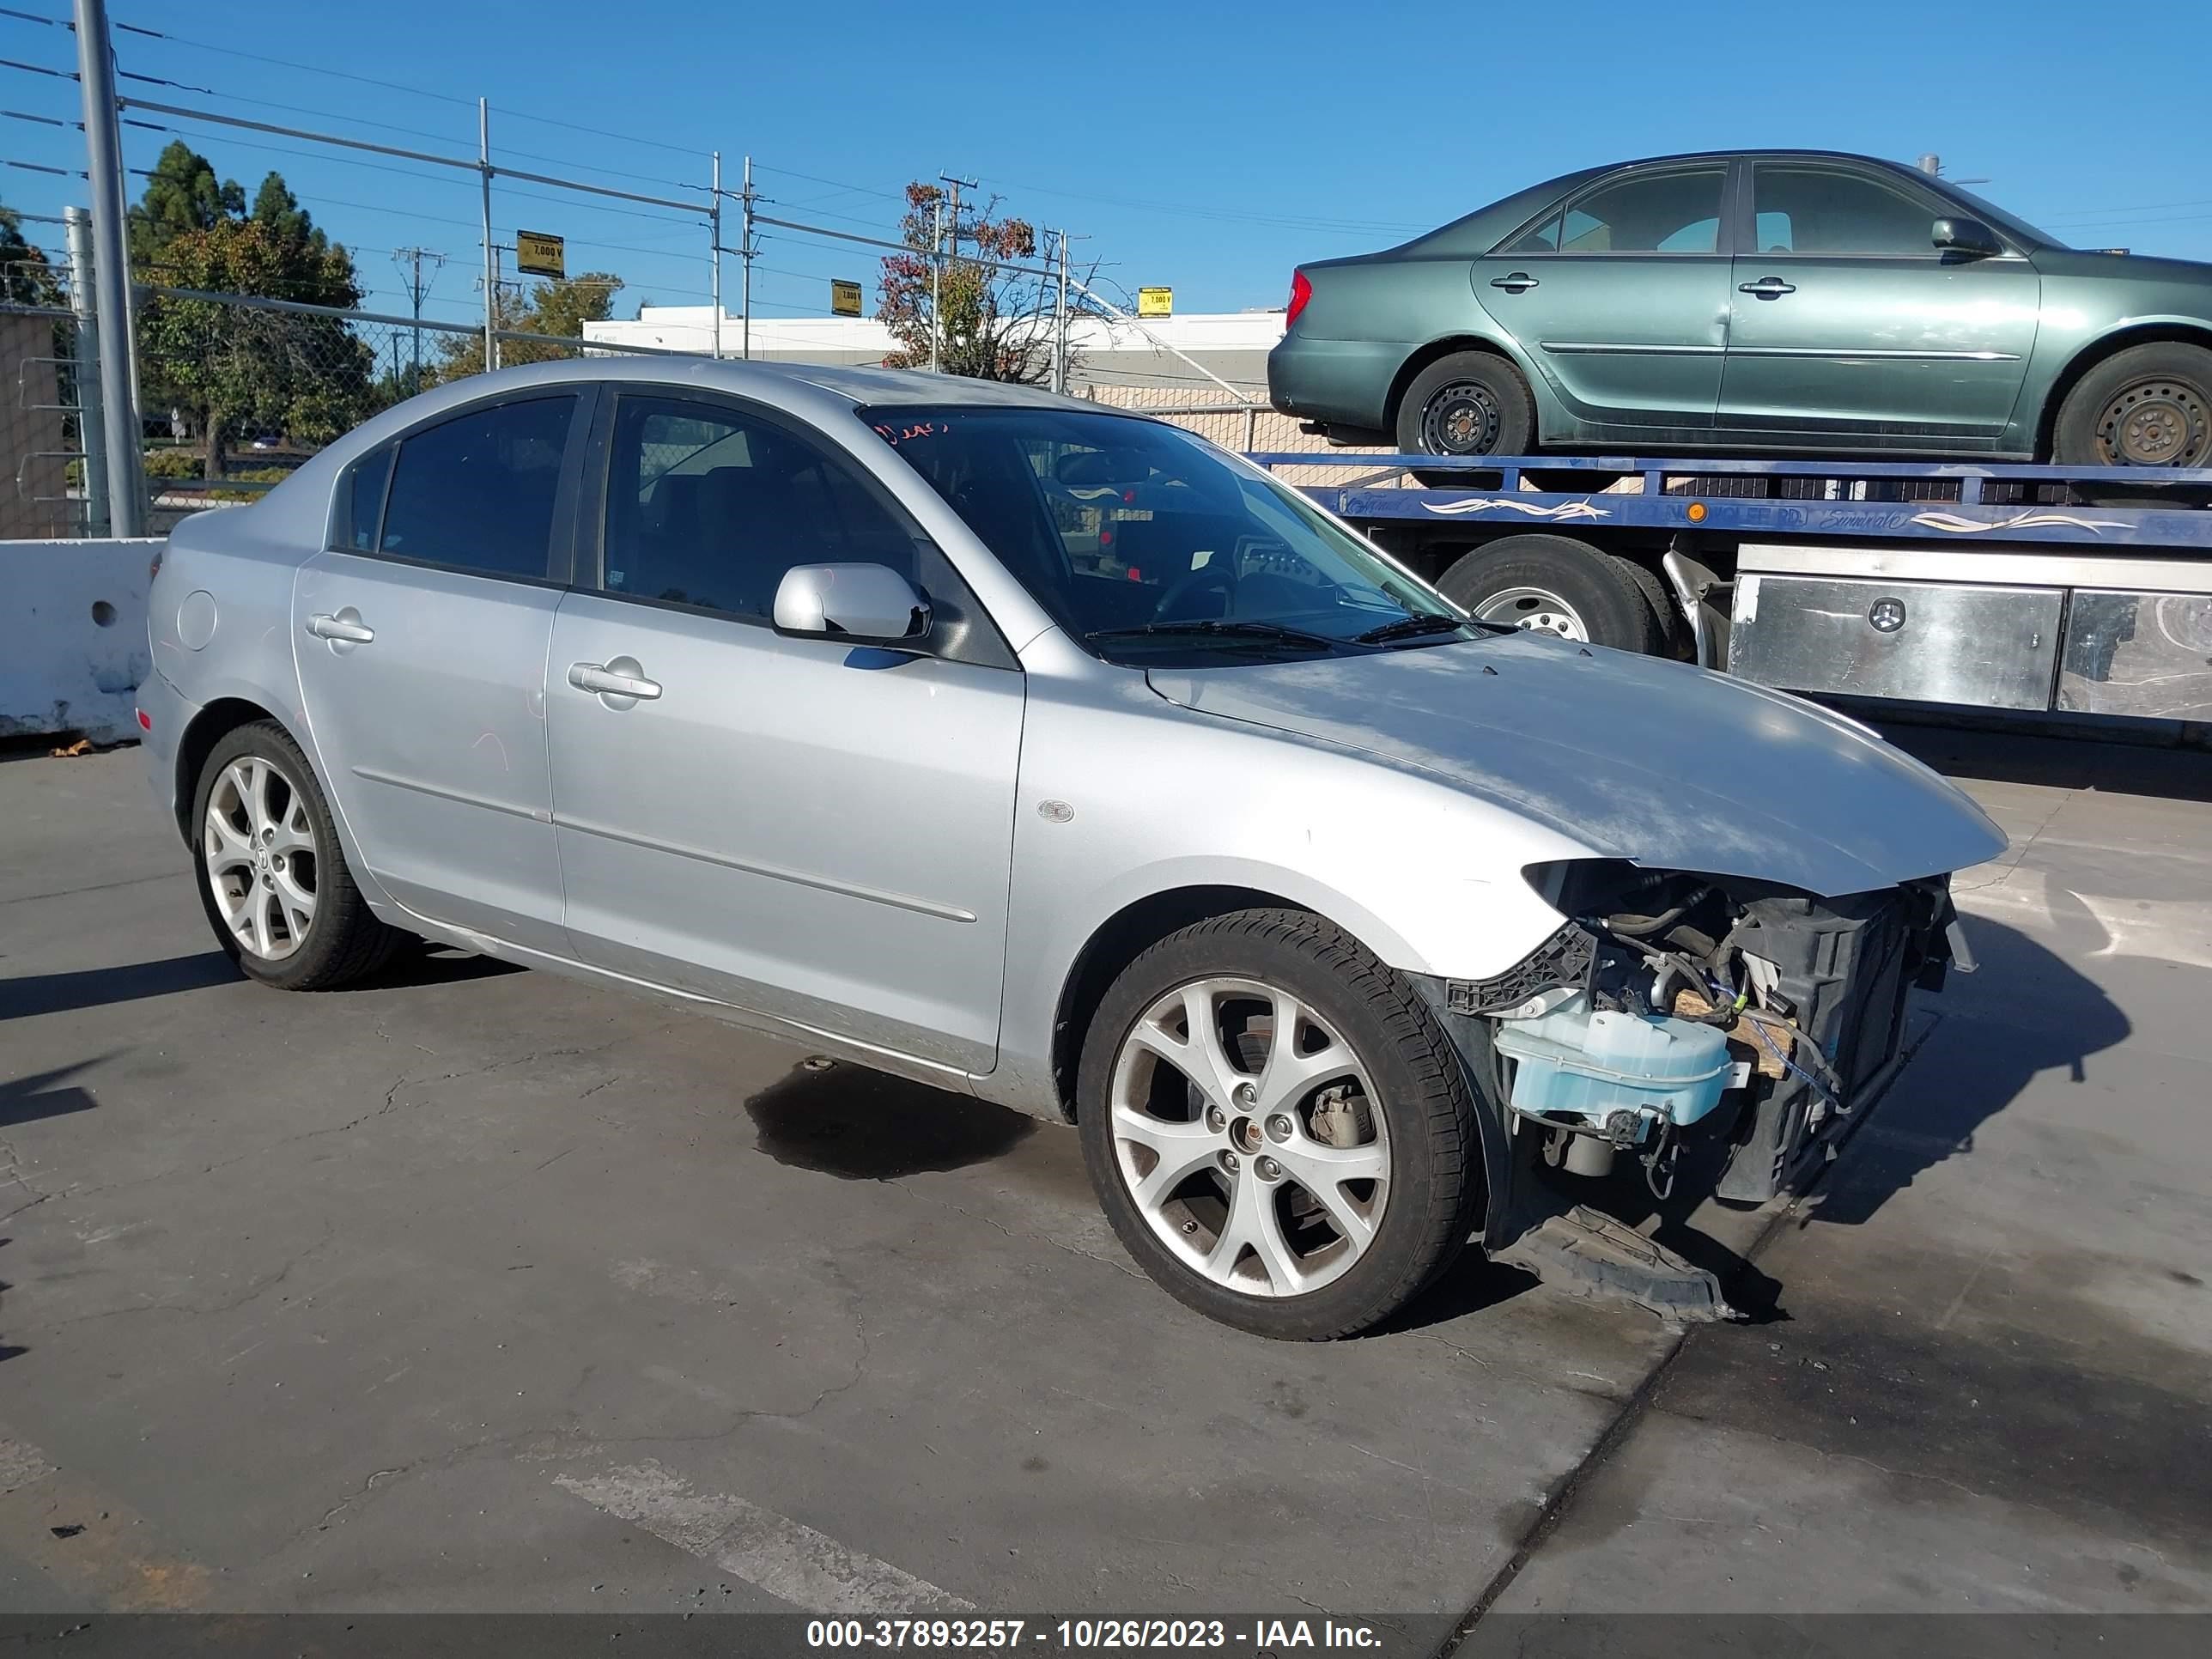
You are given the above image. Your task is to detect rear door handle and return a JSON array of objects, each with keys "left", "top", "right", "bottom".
[
  {"left": 1489, "top": 272, "right": 1539, "bottom": 293},
  {"left": 1738, "top": 276, "right": 1797, "bottom": 298},
  {"left": 568, "top": 660, "right": 662, "bottom": 701},
  {"left": 306, "top": 611, "right": 374, "bottom": 644}
]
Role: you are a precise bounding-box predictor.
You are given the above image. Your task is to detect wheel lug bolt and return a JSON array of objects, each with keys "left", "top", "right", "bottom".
[
  {"left": 1267, "top": 1115, "right": 1292, "bottom": 1141},
  {"left": 1219, "top": 1151, "right": 1241, "bottom": 1176},
  {"left": 1205, "top": 1106, "right": 1226, "bottom": 1133},
  {"left": 1257, "top": 1158, "right": 1283, "bottom": 1182},
  {"left": 1232, "top": 1081, "right": 1258, "bottom": 1108}
]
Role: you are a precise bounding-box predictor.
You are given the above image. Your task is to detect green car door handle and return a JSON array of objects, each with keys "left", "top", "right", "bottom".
[
  {"left": 1739, "top": 276, "right": 1797, "bottom": 299},
  {"left": 1489, "top": 272, "right": 1540, "bottom": 293}
]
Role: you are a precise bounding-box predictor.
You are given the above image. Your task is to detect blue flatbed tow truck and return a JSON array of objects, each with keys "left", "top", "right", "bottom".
[{"left": 1249, "top": 451, "right": 2212, "bottom": 738}]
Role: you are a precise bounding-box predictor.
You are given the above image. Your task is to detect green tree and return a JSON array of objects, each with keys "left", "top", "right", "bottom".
[
  {"left": 432, "top": 270, "right": 623, "bottom": 380},
  {"left": 133, "top": 163, "right": 373, "bottom": 477},
  {"left": 128, "top": 141, "right": 246, "bottom": 272},
  {"left": 1, "top": 199, "right": 58, "bottom": 306},
  {"left": 878, "top": 182, "right": 1057, "bottom": 384}
]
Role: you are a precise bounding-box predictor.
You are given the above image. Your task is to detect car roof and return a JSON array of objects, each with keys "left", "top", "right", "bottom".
[
  {"left": 414, "top": 353, "right": 1103, "bottom": 413},
  {"left": 1563, "top": 148, "right": 1936, "bottom": 179}
]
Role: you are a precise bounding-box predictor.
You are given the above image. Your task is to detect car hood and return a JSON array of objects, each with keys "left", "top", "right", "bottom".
[
  {"left": 1145, "top": 635, "right": 2007, "bottom": 897},
  {"left": 2031, "top": 246, "right": 2212, "bottom": 286}
]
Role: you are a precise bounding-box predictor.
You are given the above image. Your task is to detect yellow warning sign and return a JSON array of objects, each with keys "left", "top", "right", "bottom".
[
  {"left": 830, "top": 278, "right": 864, "bottom": 318},
  {"left": 515, "top": 229, "right": 565, "bottom": 279},
  {"left": 1137, "top": 286, "right": 1172, "bottom": 319}
]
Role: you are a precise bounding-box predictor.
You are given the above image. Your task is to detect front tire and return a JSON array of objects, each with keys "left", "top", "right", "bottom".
[
  {"left": 2052, "top": 343, "right": 2212, "bottom": 507},
  {"left": 191, "top": 720, "right": 403, "bottom": 990},
  {"left": 1077, "top": 909, "right": 1481, "bottom": 1340}
]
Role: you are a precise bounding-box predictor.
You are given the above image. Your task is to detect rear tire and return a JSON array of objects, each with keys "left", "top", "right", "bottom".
[
  {"left": 190, "top": 720, "right": 403, "bottom": 991},
  {"left": 1438, "top": 534, "right": 1666, "bottom": 654},
  {"left": 1396, "top": 350, "right": 1534, "bottom": 484},
  {"left": 1077, "top": 908, "right": 1481, "bottom": 1340}
]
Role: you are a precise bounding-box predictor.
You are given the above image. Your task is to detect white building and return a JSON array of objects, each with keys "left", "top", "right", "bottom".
[{"left": 584, "top": 305, "right": 1285, "bottom": 398}]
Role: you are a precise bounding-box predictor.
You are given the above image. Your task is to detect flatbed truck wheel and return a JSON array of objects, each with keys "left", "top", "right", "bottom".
[{"left": 1437, "top": 534, "right": 1666, "bottom": 655}]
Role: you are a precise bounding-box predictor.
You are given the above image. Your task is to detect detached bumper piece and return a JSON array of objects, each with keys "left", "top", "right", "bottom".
[{"left": 1491, "top": 1205, "right": 1740, "bottom": 1324}]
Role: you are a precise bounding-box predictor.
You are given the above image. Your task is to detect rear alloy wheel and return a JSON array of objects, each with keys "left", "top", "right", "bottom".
[
  {"left": 191, "top": 720, "right": 403, "bottom": 990},
  {"left": 2053, "top": 342, "right": 2212, "bottom": 495},
  {"left": 1079, "top": 910, "right": 1480, "bottom": 1340},
  {"left": 1437, "top": 533, "right": 1665, "bottom": 655}
]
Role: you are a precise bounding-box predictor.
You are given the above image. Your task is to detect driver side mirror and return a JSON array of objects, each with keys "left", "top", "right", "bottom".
[
  {"left": 1932, "top": 216, "right": 2002, "bottom": 258},
  {"left": 772, "top": 562, "right": 930, "bottom": 645}
]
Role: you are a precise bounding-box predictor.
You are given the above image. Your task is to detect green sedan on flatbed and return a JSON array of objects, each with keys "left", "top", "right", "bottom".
[{"left": 1268, "top": 149, "right": 2212, "bottom": 470}]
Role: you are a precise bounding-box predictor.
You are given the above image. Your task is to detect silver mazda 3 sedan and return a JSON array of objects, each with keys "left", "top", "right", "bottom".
[{"left": 140, "top": 359, "right": 2004, "bottom": 1339}]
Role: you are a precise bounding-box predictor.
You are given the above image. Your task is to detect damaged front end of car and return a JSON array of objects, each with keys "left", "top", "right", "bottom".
[{"left": 1418, "top": 860, "right": 1972, "bottom": 1319}]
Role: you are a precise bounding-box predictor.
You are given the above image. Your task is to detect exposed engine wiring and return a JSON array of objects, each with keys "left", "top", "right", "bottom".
[{"left": 1603, "top": 884, "right": 1714, "bottom": 939}]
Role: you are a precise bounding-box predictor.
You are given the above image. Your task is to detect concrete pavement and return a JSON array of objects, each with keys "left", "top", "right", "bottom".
[{"left": 1, "top": 732, "right": 2207, "bottom": 1631}]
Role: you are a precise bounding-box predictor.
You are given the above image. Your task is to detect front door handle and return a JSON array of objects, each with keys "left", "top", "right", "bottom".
[
  {"left": 1738, "top": 276, "right": 1797, "bottom": 298},
  {"left": 306, "top": 611, "right": 374, "bottom": 644},
  {"left": 1489, "top": 272, "right": 1540, "bottom": 293},
  {"left": 568, "top": 659, "right": 662, "bottom": 701}
]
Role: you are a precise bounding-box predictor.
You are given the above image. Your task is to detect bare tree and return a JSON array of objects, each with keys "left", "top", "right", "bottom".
[{"left": 878, "top": 182, "right": 1066, "bottom": 384}]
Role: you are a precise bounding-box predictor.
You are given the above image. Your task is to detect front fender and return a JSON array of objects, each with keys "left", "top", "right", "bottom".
[{"left": 981, "top": 671, "right": 1588, "bottom": 1114}]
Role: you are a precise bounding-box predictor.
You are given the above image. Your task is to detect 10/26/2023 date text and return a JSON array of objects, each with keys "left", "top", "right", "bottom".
[{"left": 805, "top": 1620, "right": 1385, "bottom": 1650}]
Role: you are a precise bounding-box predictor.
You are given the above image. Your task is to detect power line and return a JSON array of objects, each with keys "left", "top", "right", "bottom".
[{"left": 110, "top": 13, "right": 703, "bottom": 161}]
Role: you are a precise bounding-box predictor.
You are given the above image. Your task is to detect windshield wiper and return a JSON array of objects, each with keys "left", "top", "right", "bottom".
[
  {"left": 1354, "top": 612, "right": 1475, "bottom": 644},
  {"left": 1085, "top": 618, "right": 1347, "bottom": 651}
]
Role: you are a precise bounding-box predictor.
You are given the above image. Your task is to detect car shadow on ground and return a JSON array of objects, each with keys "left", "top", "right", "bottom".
[{"left": 0, "top": 953, "right": 239, "bottom": 1022}]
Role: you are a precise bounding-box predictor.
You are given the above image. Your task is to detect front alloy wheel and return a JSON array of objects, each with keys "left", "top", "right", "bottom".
[
  {"left": 1110, "top": 976, "right": 1389, "bottom": 1298},
  {"left": 1079, "top": 909, "right": 1481, "bottom": 1340}
]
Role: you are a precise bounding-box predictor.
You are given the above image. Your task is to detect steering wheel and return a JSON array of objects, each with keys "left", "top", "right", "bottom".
[{"left": 1152, "top": 558, "right": 1236, "bottom": 623}]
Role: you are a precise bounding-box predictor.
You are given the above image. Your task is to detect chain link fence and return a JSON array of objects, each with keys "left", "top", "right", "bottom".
[
  {"left": 3, "top": 233, "right": 95, "bottom": 539},
  {"left": 129, "top": 288, "right": 698, "bottom": 530},
  {"left": 1076, "top": 384, "right": 1404, "bottom": 490},
  {"left": 10, "top": 279, "right": 1370, "bottom": 541}
]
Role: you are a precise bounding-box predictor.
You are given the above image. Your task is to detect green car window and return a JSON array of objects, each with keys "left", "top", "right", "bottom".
[
  {"left": 1511, "top": 167, "right": 1726, "bottom": 256},
  {"left": 1752, "top": 165, "right": 1950, "bottom": 256}
]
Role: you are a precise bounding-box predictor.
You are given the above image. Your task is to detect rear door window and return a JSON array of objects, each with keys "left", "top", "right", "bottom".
[
  {"left": 376, "top": 395, "right": 577, "bottom": 579},
  {"left": 1509, "top": 167, "right": 1727, "bottom": 255}
]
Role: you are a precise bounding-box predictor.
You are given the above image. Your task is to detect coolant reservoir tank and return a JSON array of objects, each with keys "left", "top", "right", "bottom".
[{"left": 1492, "top": 994, "right": 1733, "bottom": 1128}]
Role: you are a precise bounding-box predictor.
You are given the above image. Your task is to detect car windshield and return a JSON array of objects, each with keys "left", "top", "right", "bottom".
[{"left": 864, "top": 405, "right": 1469, "bottom": 663}]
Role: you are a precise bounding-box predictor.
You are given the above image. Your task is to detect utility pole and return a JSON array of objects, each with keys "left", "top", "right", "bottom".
[
  {"left": 928, "top": 191, "right": 944, "bottom": 374},
  {"left": 709, "top": 150, "right": 722, "bottom": 360},
  {"left": 933, "top": 173, "right": 976, "bottom": 375},
  {"left": 1048, "top": 228, "right": 1071, "bottom": 395},
  {"left": 63, "top": 206, "right": 110, "bottom": 534},
  {"left": 740, "top": 155, "right": 755, "bottom": 362},
  {"left": 71, "top": 0, "right": 143, "bottom": 537},
  {"left": 390, "top": 246, "right": 446, "bottom": 393},
  {"left": 478, "top": 98, "right": 498, "bottom": 372}
]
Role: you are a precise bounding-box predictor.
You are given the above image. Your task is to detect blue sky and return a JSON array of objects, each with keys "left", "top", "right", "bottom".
[{"left": 3, "top": 0, "right": 2206, "bottom": 332}]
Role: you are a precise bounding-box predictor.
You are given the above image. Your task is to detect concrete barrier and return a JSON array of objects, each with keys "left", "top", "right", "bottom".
[{"left": 1, "top": 538, "right": 161, "bottom": 745}]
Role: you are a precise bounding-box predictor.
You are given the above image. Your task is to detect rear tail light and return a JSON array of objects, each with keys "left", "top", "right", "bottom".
[
  {"left": 1285, "top": 270, "right": 1312, "bottom": 330},
  {"left": 149, "top": 546, "right": 164, "bottom": 583},
  {"left": 136, "top": 708, "right": 152, "bottom": 732}
]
